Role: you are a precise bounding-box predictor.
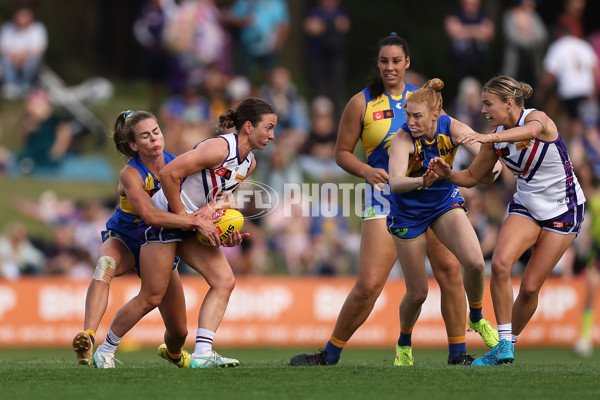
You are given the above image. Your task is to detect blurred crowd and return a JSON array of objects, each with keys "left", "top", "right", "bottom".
[{"left": 1, "top": 0, "right": 600, "bottom": 285}]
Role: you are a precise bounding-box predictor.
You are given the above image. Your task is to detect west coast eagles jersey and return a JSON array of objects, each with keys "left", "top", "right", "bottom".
[
  {"left": 493, "top": 109, "right": 585, "bottom": 220},
  {"left": 152, "top": 132, "right": 253, "bottom": 214},
  {"left": 389, "top": 114, "right": 463, "bottom": 224},
  {"left": 361, "top": 83, "right": 419, "bottom": 171},
  {"left": 105, "top": 151, "right": 176, "bottom": 236}
]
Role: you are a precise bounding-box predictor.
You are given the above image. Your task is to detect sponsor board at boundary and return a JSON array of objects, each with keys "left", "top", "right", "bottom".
[{"left": 0, "top": 276, "right": 597, "bottom": 348}]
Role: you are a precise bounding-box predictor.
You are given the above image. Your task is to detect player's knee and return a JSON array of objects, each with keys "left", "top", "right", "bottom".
[
  {"left": 519, "top": 280, "right": 542, "bottom": 299},
  {"left": 353, "top": 280, "right": 384, "bottom": 301},
  {"left": 465, "top": 259, "right": 486, "bottom": 276},
  {"left": 93, "top": 256, "right": 116, "bottom": 284},
  {"left": 490, "top": 258, "right": 511, "bottom": 279},
  {"left": 210, "top": 270, "right": 236, "bottom": 295},
  {"left": 405, "top": 287, "right": 428, "bottom": 305},
  {"left": 143, "top": 293, "right": 164, "bottom": 310}
]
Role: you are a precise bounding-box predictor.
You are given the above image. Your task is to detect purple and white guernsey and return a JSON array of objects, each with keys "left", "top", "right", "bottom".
[
  {"left": 152, "top": 132, "right": 253, "bottom": 213},
  {"left": 492, "top": 109, "right": 585, "bottom": 220}
]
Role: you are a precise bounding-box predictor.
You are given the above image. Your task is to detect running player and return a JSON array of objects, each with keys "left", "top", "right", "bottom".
[
  {"left": 290, "top": 34, "right": 498, "bottom": 367},
  {"left": 430, "top": 75, "right": 586, "bottom": 365},
  {"left": 386, "top": 78, "right": 499, "bottom": 365}
]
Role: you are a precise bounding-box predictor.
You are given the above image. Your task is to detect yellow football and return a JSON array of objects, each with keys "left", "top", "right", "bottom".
[{"left": 197, "top": 209, "right": 244, "bottom": 246}]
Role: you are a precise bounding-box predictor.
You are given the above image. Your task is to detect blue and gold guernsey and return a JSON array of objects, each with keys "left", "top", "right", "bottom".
[
  {"left": 361, "top": 83, "right": 419, "bottom": 220},
  {"left": 101, "top": 151, "right": 176, "bottom": 265},
  {"left": 388, "top": 114, "right": 464, "bottom": 230}
]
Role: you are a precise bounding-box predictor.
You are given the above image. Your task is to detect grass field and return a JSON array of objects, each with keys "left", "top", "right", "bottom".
[{"left": 1, "top": 347, "right": 599, "bottom": 400}]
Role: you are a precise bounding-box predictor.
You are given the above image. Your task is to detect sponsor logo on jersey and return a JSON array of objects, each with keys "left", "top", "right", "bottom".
[
  {"left": 495, "top": 147, "right": 510, "bottom": 158},
  {"left": 215, "top": 167, "right": 233, "bottom": 179},
  {"left": 414, "top": 151, "right": 425, "bottom": 162},
  {"left": 516, "top": 140, "right": 532, "bottom": 151},
  {"left": 439, "top": 147, "right": 455, "bottom": 156},
  {"left": 373, "top": 109, "right": 395, "bottom": 121}
]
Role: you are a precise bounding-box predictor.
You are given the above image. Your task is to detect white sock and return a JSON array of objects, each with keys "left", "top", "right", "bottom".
[
  {"left": 97, "top": 328, "right": 122, "bottom": 354},
  {"left": 512, "top": 334, "right": 520, "bottom": 344},
  {"left": 497, "top": 323, "right": 512, "bottom": 342},
  {"left": 194, "top": 328, "right": 215, "bottom": 355}
]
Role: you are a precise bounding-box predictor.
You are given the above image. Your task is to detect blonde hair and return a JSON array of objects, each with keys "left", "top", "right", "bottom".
[
  {"left": 405, "top": 78, "right": 444, "bottom": 112},
  {"left": 482, "top": 75, "right": 533, "bottom": 108}
]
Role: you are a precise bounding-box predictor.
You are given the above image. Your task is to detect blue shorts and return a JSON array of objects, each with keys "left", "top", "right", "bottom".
[
  {"left": 101, "top": 229, "right": 140, "bottom": 268},
  {"left": 507, "top": 201, "right": 584, "bottom": 235},
  {"left": 387, "top": 202, "right": 466, "bottom": 240},
  {"left": 362, "top": 183, "right": 391, "bottom": 221},
  {"left": 102, "top": 228, "right": 180, "bottom": 274}
]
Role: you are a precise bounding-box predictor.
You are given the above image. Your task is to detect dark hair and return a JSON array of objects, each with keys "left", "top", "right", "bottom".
[
  {"left": 112, "top": 110, "right": 157, "bottom": 159},
  {"left": 367, "top": 33, "right": 410, "bottom": 99},
  {"left": 217, "top": 97, "right": 277, "bottom": 132}
]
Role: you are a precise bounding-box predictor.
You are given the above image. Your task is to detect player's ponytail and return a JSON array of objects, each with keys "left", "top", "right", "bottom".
[
  {"left": 218, "top": 97, "right": 277, "bottom": 133},
  {"left": 367, "top": 33, "right": 410, "bottom": 99},
  {"left": 112, "top": 110, "right": 156, "bottom": 159},
  {"left": 483, "top": 75, "right": 532, "bottom": 108},
  {"left": 404, "top": 78, "right": 445, "bottom": 112}
]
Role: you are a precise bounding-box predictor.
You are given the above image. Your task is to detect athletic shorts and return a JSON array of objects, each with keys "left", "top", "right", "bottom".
[
  {"left": 387, "top": 202, "right": 466, "bottom": 240},
  {"left": 101, "top": 228, "right": 179, "bottom": 274},
  {"left": 101, "top": 229, "right": 140, "bottom": 268},
  {"left": 507, "top": 201, "right": 585, "bottom": 235},
  {"left": 362, "top": 183, "right": 391, "bottom": 221},
  {"left": 137, "top": 219, "right": 196, "bottom": 245}
]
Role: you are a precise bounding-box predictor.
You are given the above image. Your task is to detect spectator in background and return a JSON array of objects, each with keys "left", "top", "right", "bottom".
[
  {"left": 303, "top": 0, "right": 350, "bottom": 115},
  {"left": 555, "top": 0, "right": 586, "bottom": 40},
  {"left": 0, "top": 5, "right": 47, "bottom": 99},
  {"left": 0, "top": 221, "right": 45, "bottom": 277},
  {"left": 15, "top": 89, "right": 72, "bottom": 175},
  {"left": 461, "top": 187, "right": 499, "bottom": 263},
  {"left": 444, "top": 0, "right": 494, "bottom": 84},
  {"left": 298, "top": 95, "right": 346, "bottom": 181},
  {"left": 41, "top": 222, "right": 91, "bottom": 278},
  {"left": 257, "top": 66, "right": 309, "bottom": 195},
  {"left": 161, "top": 0, "right": 228, "bottom": 94},
  {"left": 500, "top": 0, "right": 548, "bottom": 88},
  {"left": 222, "top": 0, "right": 290, "bottom": 80},
  {"left": 452, "top": 76, "right": 487, "bottom": 135},
  {"left": 133, "top": 0, "right": 170, "bottom": 113},
  {"left": 536, "top": 24, "right": 598, "bottom": 143},
  {"left": 265, "top": 189, "right": 313, "bottom": 275},
  {"left": 159, "top": 83, "right": 212, "bottom": 156}
]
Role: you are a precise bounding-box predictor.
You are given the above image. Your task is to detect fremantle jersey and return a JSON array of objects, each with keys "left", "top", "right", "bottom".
[
  {"left": 389, "top": 115, "right": 463, "bottom": 224},
  {"left": 493, "top": 108, "right": 585, "bottom": 220},
  {"left": 152, "top": 133, "right": 253, "bottom": 213},
  {"left": 105, "top": 151, "right": 176, "bottom": 237}
]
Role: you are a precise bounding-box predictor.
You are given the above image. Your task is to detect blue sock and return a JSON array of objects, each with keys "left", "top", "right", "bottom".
[
  {"left": 398, "top": 332, "right": 412, "bottom": 347},
  {"left": 469, "top": 307, "right": 483, "bottom": 323},
  {"left": 449, "top": 342, "right": 467, "bottom": 359},
  {"left": 324, "top": 341, "right": 343, "bottom": 364}
]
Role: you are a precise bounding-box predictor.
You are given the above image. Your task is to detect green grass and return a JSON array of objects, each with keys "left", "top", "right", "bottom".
[{"left": 1, "top": 347, "right": 599, "bottom": 400}]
